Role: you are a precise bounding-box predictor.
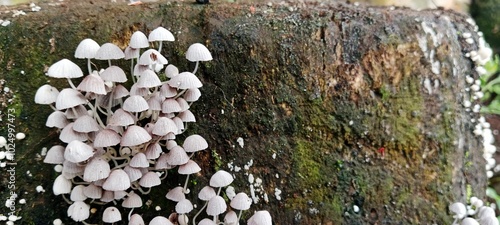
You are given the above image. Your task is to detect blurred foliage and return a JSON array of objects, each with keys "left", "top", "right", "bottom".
[
  {"left": 480, "top": 55, "right": 500, "bottom": 114},
  {"left": 471, "top": 0, "right": 500, "bottom": 53}
]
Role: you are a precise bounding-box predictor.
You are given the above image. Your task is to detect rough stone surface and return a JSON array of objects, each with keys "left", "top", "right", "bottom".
[{"left": 0, "top": 1, "right": 487, "bottom": 224}]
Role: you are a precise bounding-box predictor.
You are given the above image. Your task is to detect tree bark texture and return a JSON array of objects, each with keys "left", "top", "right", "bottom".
[{"left": 0, "top": 1, "right": 487, "bottom": 224}]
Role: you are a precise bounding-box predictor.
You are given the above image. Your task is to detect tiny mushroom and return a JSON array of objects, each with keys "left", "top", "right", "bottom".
[
  {"left": 102, "top": 206, "right": 122, "bottom": 223},
  {"left": 185, "top": 43, "right": 213, "bottom": 74}
]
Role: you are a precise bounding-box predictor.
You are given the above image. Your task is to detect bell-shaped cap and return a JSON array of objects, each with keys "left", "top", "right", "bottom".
[
  {"left": 224, "top": 210, "right": 238, "bottom": 225},
  {"left": 46, "top": 111, "right": 68, "bottom": 129},
  {"left": 139, "top": 171, "right": 161, "bottom": 188},
  {"left": 83, "top": 157, "right": 111, "bottom": 182},
  {"left": 124, "top": 165, "right": 144, "bottom": 182},
  {"left": 102, "top": 206, "right": 122, "bottom": 223},
  {"left": 167, "top": 72, "right": 202, "bottom": 89},
  {"left": 178, "top": 110, "right": 196, "bottom": 122},
  {"left": 160, "top": 83, "right": 178, "bottom": 98},
  {"left": 129, "top": 214, "right": 145, "bottom": 225},
  {"left": 149, "top": 26, "right": 175, "bottom": 42},
  {"left": 94, "top": 129, "right": 121, "bottom": 148},
  {"left": 166, "top": 186, "right": 186, "bottom": 202},
  {"left": 162, "top": 98, "right": 182, "bottom": 114},
  {"left": 64, "top": 140, "right": 94, "bottom": 163},
  {"left": 123, "top": 95, "right": 149, "bottom": 113},
  {"left": 183, "top": 134, "right": 208, "bottom": 153},
  {"left": 95, "top": 43, "right": 125, "bottom": 60},
  {"left": 103, "top": 169, "right": 131, "bottom": 191},
  {"left": 122, "top": 191, "right": 143, "bottom": 208},
  {"left": 70, "top": 185, "right": 87, "bottom": 202},
  {"left": 130, "top": 153, "right": 149, "bottom": 168},
  {"left": 43, "top": 145, "right": 65, "bottom": 164},
  {"left": 120, "top": 125, "right": 152, "bottom": 147},
  {"left": 230, "top": 192, "right": 252, "bottom": 210},
  {"left": 206, "top": 196, "right": 227, "bottom": 216},
  {"left": 83, "top": 184, "right": 103, "bottom": 199},
  {"left": 138, "top": 49, "right": 168, "bottom": 65},
  {"left": 55, "top": 88, "right": 87, "bottom": 110},
  {"left": 137, "top": 69, "right": 162, "bottom": 88},
  {"left": 209, "top": 170, "right": 234, "bottom": 188},
  {"left": 198, "top": 186, "right": 216, "bottom": 201},
  {"left": 124, "top": 46, "right": 140, "bottom": 60},
  {"left": 247, "top": 210, "right": 272, "bottom": 225},
  {"left": 153, "top": 117, "right": 178, "bottom": 136},
  {"left": 165, "top": 64, "right": 179, "bottom": 78},
  {"left": 449, "top": 202, "right": 466, "bottom": 219},
  {"left": 175, "top": 199, "right": 193, "bottom": 214},
  {"left": 166, "top": 146, "right": 189, "bottom": 166},
  {"left": 47, "top": 58, "right": 84, "bottom": 79},
  {"left": 184, "top": 88, "right": 201, "bottom": 102},
  {"left": 108, "top": 108, "right": 136, "bottom": 126},
  {"left": 178, "top": 160, "right": 201, "bottom": 175},
  {"left": 186, "top": 43, "right": 212, "bottom": 62},
  {"left": 75, "top": 38, "right": 100, "bottom": 59},
  {"left": 129, "top": 31, "right": 150, "bottom": 49},
  {"left": 199, "top": 218, "right": 217, "bottom": 225},
  {"left": 60, "top": 123, "right": 88, "bottom": 143},
  {"left": 35, "top": 84, "right": 59, "bottom": 105},
  {"left": 67, "top": 201, "right": 90, "bottom": 222},
  {"left": 77, "top": 72, "right": 107, "bottom": 95},
  {"left": 73, "top": 115, "right": 101, "bottom": 133},
  {"left": 100, "top": 66, "right": 127, "bottom": 83},
  {"left": 53, "top": 174, "right": 72, "bottom": 195},
  {"left": 149, "top": 216, "right": 174, "bottom": 225}
]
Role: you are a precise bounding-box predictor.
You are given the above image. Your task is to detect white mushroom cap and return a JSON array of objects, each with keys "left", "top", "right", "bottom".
[
  {"left": 94, "top": 129, "right": 121, "bottom": 148},
  {"left": 449, "top": 202, "right": 467, "bottom": 219},
  {"left": 224, "top": 210, "right": 238, "bottom": 225},
  {"left": 130, "top": 152, "right": 149, "bottom": 168},
  {"left": 64, "top": 105, "right": 87, "bottom": 119},
  {"left": 95, "top": 43, "right": 125, "bottom": 60},
  {"left": 178, "top": 110, "right": 196, "bottom": 122},
  {"left": 64, "top": 140, "right": 94, "bottom": 163},
  {"left": 46, "top": 111, "right": 68, "bottom": 128},
  {"left": 149, "top": 27, "right": 175, "bottom": 42},
  {"left": 123, "top": 95, "right": 149, "bottom": 113},
  {"left": 103, "top": 169, "right": 131, "bottom": 191},
  {"left": 53, "top": 174, "right": 72, "bottom": 195},
  {"left": 47, "top": 58, "right": 84, "bottom": 79},
  {"left": 460, "top": 218, "right": 479, "bottom": 225},
  {"left": 129, "top": 31, "right": 150, "bottom": 49},
  {"left": 35, "top": 84, "right": 59, "bottom": 105},
  {"left": 67, "top": 201, "right": 90, "bottom": 222},
  {"left": 167, "top": 72, "right": 202, "bottom": 89},
  {"left": 162, "top": 98, "right": 182, "bottom": 114},
  {"left": 184, "top": 88, "right": 201, "bottom": 102},
  {"left": 160, "top": 83, "right": 178, "bottom": 98},
  {"left": 480, "top": 216, "right": 499, "bottom": 225},
  {"left": 147, "top": 93, "right": 163, "bottom": 111},
  {"left": 150, "top": 216, "right": 174, "bottom": 225},
  {"left": 145, "top": 142, "right": 162, "bottom": 159},
  {"left": 122, "top": 191, "right": 143, "bottom": 208},
  {"left": 198, "top": 186, "right": 216, "bottom": 201},
  {"left": 43, "top": 145, "right": 65, "bottom": 164},
  {"left": 59, "top": 123, "right": 88, "bottom": 143},
  {"left": 206, "top": 196, "right": 227, "bottom": 216},
  {"left": 77, "top": 72, "right": 107, "bottom": 95},
  {"left": 137, "top": 69, "right": 162, "bottom": 88},
  {"left": 166, "top": 186, "right": 186, "bottom": 202},
  {"left": 165, "top": 64, "right": 179, "bottom": 78},
  {"left": 198, "top": 218, "right": 217, "bottom": 225},
  {"left": 166, "top": 146, "right": 189, "bottom": 166},
  {"left": 247, "top": 210, "right": 272, "bottom": 225},
  {"left": 478, "top": 206, "right": 496, "bottom": 220},
  {"left": 113, "top": 84, "right": 130, "bottom": 99},
  {"left": 155, "top": 153, "right": 174, "bottom": 170},
  {"left": 186, "top": 43, "right": 213, "bottom": 62},
  {"left": 123, "top": 165, "right": 144, "bottom": 182},
  {"left": 153, "top": 117, "right": 178, "bottom": 136},
  {"left": 176, "top": 98, "right": 190, "bottom": 111},
  {"left": 83, "top": 184, "right": 103, "bottom": 199},
  {"left": 230, "top": 192, "right": 252, "bottom": 210},
  {"left": 75, "top": 38, "right": 100, "bottom": 59},
  {"left": 124, "top": 46, "right": 140, "bottom": 60},
  {"left": 102, "top": 206, "right": 122, "bottom": 223},
  {"left": 175, "top": 199, "right": 193, "bottom": 214},
  {"left": 108, "top": 108, "right": 136, "bottom": 126},
  {"left": 120, "top": 125, "right": 152, "bottom": 147},
  {"left": 73, "top": 115, "right": 101, "bottom": 133},
  {"left": 83, "top": 157, "right": 111, "bottom": 182},
  {"left": 138, "top": 49, "right": 168, "bottom": 65},
  {"left": 70, "top": 185, "right": 87, "bottom": 202},
  {"left": 100, "top": 190, "right": 114, "bottom": 202},
  {"left": 183, "top": 134, "right": 208, "bottom": 152},
  {"left": 178, "top": 160, "right": 201, "bottom": 175},
  {"left": 100, "top": 66, "right": 128, "bottom": 83},
  {"left": 209, "top": 170, "right": 234, "bottom": 188},
  {"left": 62, "top": 160, "right": 85, "bottom": 179},
  {"left": 129, "top": 214, "right": 145, "bottom": 225},
  {"left": 55, "top": 88, "right": 87, "bottom": 110}
]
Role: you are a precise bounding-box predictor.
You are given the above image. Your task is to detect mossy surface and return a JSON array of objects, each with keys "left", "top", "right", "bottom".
[{"left": 0, "top": 1, "right": 486, "bottom": 225}]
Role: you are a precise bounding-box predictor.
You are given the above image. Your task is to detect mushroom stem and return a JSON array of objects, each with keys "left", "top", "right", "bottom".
[
  {"left": 192, "top": 61, "right": 200, "bottom": 74},
  {"left": 130, "top": 58, "right": 136, "bottom": 83},
  {"left": 108, "top": 59, "right": 112, "bottom": 67},
  {"left": 61, "top": 194, "right": 72, "bottom": 204},
  {"left": 49, "top": 104, "right": 57, "bottom": 111},
  {"left": 66, "top": 78, "right": 77, "bottom": 89},
  {"left": 86, "top": 102, "right": 106, "bottom": 128},
  {"left": 128, "top": 208, "right": 134, "bottom": 221},
  {"left": 182, "top": 174, "right": 191, "bottom": 194},
  {"left": 192, "top": 201, "right": 208, "bottom": 225},
  {"left": 158, "top": 41, "right": 163, "bottom": 52},
  {"left": 237, "top": 210, "right": 243, "bottom": 222},
  {"left": 87, "top": 58, "right": 92, "bottom": 75}
]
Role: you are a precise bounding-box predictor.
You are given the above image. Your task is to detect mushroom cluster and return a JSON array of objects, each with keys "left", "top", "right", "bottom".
[
  {"left": 35, "top": 27, "right": 272, "bottom": 224},
  {"left": 449, "top": 196, "right": 498, "bottom": 225}
]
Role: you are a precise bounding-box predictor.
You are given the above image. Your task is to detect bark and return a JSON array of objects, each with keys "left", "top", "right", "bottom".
[{"left": 0, "top": 1, "right": 487, "bottom": 224}]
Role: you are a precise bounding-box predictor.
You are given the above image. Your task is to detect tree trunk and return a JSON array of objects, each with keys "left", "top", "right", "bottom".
[{"left": 0, "top": 1, "right": 486, "bottom": 224}]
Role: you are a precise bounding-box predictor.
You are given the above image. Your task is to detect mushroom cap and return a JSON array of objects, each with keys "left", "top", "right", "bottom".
[
  {"left": 62, "top": 160, "right": 85, "bottom": 179},
  {"left": 230, "top": 192, "right": 252, "bottom": 210},
  {"left": 70, "top": 185, "right": 87, "bottom": 202},
  {"left": 155, "top": 153, "right": 174, "bottom": 170},
  {"left": 122, "top": 191, "right": 143, "bottom": 208},
  {"left": 138, "top": 49, "right": 168, "bottom": 65},
  {"left": 166, "top": 186, "right": 186, "bottom": 202},
  {"left": 165, "top": 64, "right": 179, "bottom": 78},
  {"left": 209, "top": 170, "right": 234, "bottom": 188},
  {"left": 108, "top": 108, "right": 136, "bottom": 126},
  {"left": 184, "top": 88, "right": 201, "bottom": 102},
  {"left": 129, "top": 31, "right": 150, "bottom": 49},
  {"left": 43, "top": 145, "right": 65, "bottom": 164},
  {"left": 94, "top": 129, "right": 121, "bottom": 148},
  {"left": 83, "top": 157, "right": 111, "bottom": 182},
  {"left": 206, "top": 196, "right": 227, "bottom": 216},
  {"left": 64, "top": 105, "right": 87, "bottom": 119},
  {"left": 102, "top": 169, "right": 131, "bottom": 191},
  {"left": 102, "top": 206, "right": 122, "bottom": 223},
  {"left": 175, "top": 199, "right": 193, "bottom": 214},
  {"left": 198, "top": 186, "right": 216, "bottom": 201},
  {"left": 130, "top": 152, "right": 149, "bottom": 168},
  {"left": 162, "top": 98, "right": 182, "bottom": 114},
  {"left": 167, "top": 72, "right": 202, "bottom": 89},
  {"left": 77, "top": 72, "right": 107, "bottom": 95},
  {"left": 198, "top": 218, "right": 217, "bottom": 225},
  {"left": 113, "top": 84, "right": 130, "bottom": 99},
  {"left": 55, "top": 88, "right": 87, "bottom": 110},
  {"left": 178, "top": 110, "right": 196, "bottom": 122},
  {"left": 68, "top": 201, "right": 90, "bottom": 222},
  {"left": 46, "top": 111, "right": 68, "bottom": 128},
  {"left": 100, "top": 66, "right": 128, "bottom": 83},
  {"left": 47, "top": 58, "right": 84, "bottom": 79},
  {"left": 124, "top": 165, "right": 144, "bottom": 182},
  {"left": 247, "top": 210, "right": 272, "bottom": 225},
  {"left": 145, "top": 142, "right": 162, "bottom": 159},
  {"left": 176, "top": 97, "right": 190, "bottom": 111},
  {"left": 137, "top": 69, "right": 162, "bottom": 88},
  {"left": 178, "top": 160, "right": 201, "bottom": 175},
  {"left": 95, "top": 43, "right": 125, "bottom": 60},
  {"left": 183, "top": 134, "right": 208, "bottom": 152},
  {"left": 449, "top": 202, "right": 467, "bottom": 219},
  {"left": 35, "top": 84, "right": 59, "bottom": 105},
  {"left": 139, "top": 171, "right": 162, "bottom": 187},
  {"left": 123, "top": 95, "right": 149, "bottom": 113},
  {"left": 53, "top": 174, "right": 72, "bottom": 195},
  {"left": 153, "top": 117, "right": 178, "bottom": 136},
  {"left": 160, "top": 83, "right": 178, "bottom": 98},
  {"left": 64, "top": 140, "right": 94, "bottom": 163},
  {"left": 166, "top": 146, "right": 189, "bottom": 166},
  {"left": 460, "top": 218, "right": 479, "bottom": 225},
  {"left": 129, "top": 214, "right": 145, "bottom": 225},
  {"left": 73, "top": 115, "right": 101, "bottom": 133},
  {"left": 83, "top": 184, "right": 103, "bottom": 199},
  {"left": 224, "top": 210, "right": 238, "bottom": 225},
  {"left": 186, "top": 43, "right": 213, "bottom": 62},
  {"left": 120, "top": 125, "right": 152, "bottom": 147},
  {"left": 59, "top": 123, "right": 88, "bottom": 143},
  {"left": 150, "top": 216, "right": 174, "bottom": 225},
  {"left": 149, "top": 27, "right": 175, "bottom": 42},
  {"left": 75, "top": 38, "right": 100, "bottom": 59},
  {"left": 100, "top": 190, "right": 115, "bottom": 202}
]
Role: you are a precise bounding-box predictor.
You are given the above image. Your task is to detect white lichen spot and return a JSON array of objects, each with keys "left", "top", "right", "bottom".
[
  {"left": 226, "top": 186, "right": 236, "bottom": 200},
  {"left": 155, "top": 206, "right": 161, "bottom": 211},
  {"left": 275, "top": 188, "right": 282, "bottom": 201},
  {"left": 423, "top": 78, "right": 432, "bottom": 94},
  {"left": 236, "top": 137, "right": 244, "bottom": 148},
  {"left": 272, "top": 153, "right": 277, "bottom": 159},
  {"left": 353, "top": 205, "right": 360, "bottom": 213},
  {"left": 36, "top": 185, "right": 45, "bottom": 193},
  {"left": 248, "top": 174, "right": 255, "bottom": 184}
]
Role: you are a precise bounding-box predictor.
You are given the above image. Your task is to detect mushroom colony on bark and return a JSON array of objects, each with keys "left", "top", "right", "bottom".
[{"left": 35, "top": 27, "right": 272, "bottom": 225}]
